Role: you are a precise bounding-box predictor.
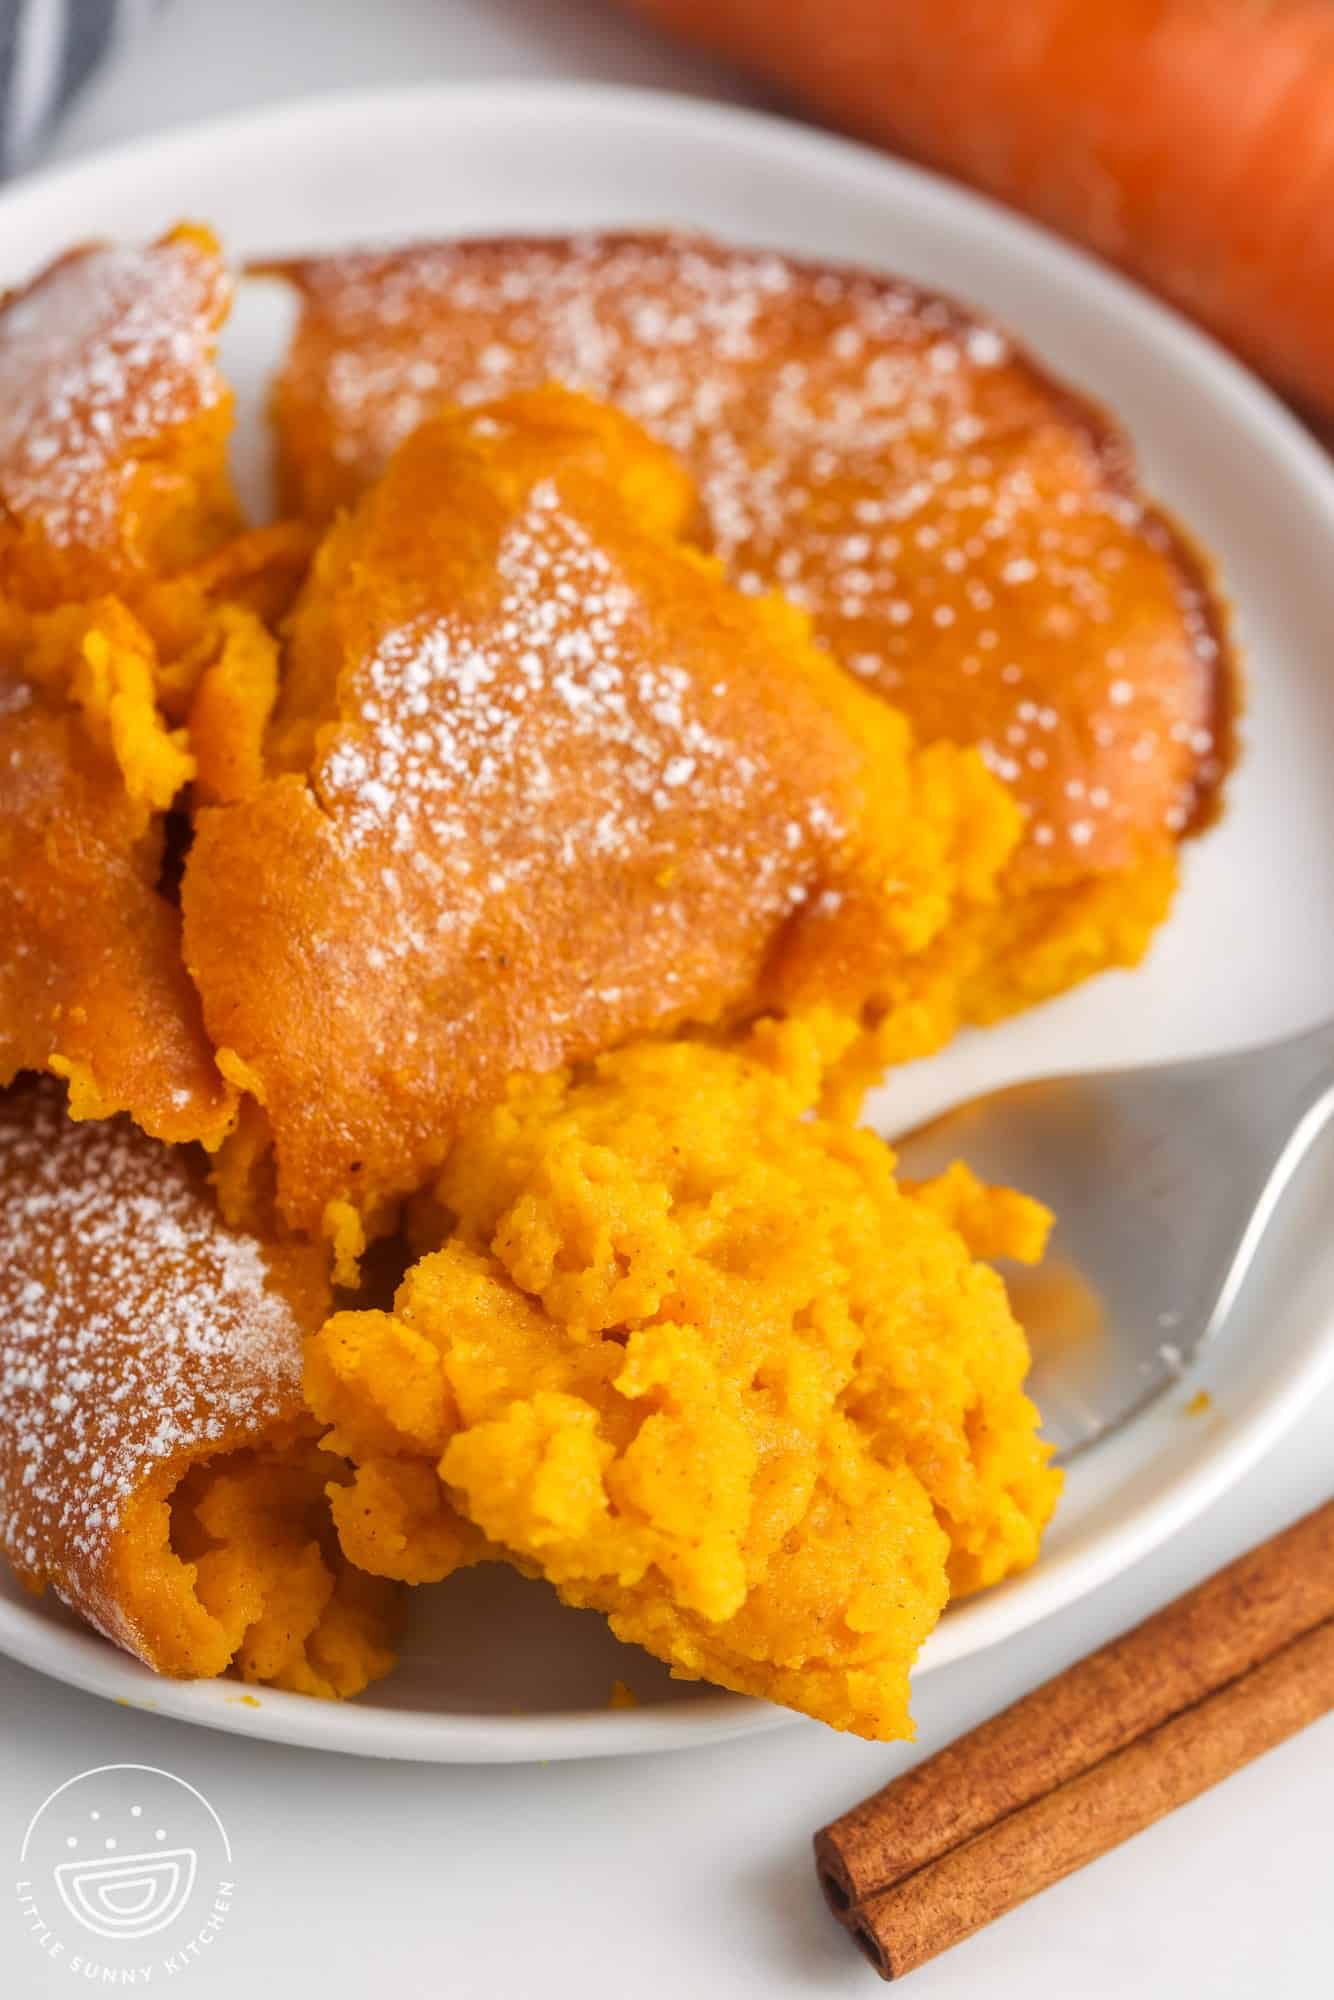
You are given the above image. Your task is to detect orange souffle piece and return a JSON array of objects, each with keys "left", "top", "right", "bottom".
[{"left": 183, "top": 386, "right": 1021, "bottom": 1255}]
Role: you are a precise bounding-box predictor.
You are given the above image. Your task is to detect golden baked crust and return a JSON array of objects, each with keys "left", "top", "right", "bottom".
[
  {"left": 0, "top": 231, "right": 296, "bottom": 1146},
  {"left": 0, "top": 669, "right": 233, "bottom": 1145},
  {"left": 183, "top": 387, "right": 1019, "bottom": 1245},
  {"left": 0, "top": 555, "right": 275, "bottom": 1144},
  {"left": 0, "top": 225, "right": 239, "bottom": 609},
  {"left": 261, "top": 233, "right": 1234, "bottom": 897},
  {"left": 0, "top": 1081, "right": 397, "bottom": 1692},
  {"left": 0, "top": 536, "right": 307, "bottom": 1146}
]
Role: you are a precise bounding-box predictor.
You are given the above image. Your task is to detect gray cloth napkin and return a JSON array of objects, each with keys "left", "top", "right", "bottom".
[{"left": 0, "top": 0, "right": 158, "bottom": 171}]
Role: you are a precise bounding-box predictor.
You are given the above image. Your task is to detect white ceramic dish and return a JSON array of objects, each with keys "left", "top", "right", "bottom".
[{"left": 4, "top": 83, "right": 1334, "bottom": 1763}]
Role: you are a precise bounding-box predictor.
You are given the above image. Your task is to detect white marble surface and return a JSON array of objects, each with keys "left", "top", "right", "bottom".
[{"left": 2, "top": 4, "right": 1331, "bottom": 1994}]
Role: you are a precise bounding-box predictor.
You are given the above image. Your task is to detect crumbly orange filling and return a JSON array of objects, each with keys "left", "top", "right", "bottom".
[
  {"left": 0, "top": 502, "right": 317, "bottom": 1150},
  {"left": 304, "top": 1027, "right": 1059, "bottom": 1739},
  {"left": 108, "top": 1433, "right": 400, "bottom": 1695}
]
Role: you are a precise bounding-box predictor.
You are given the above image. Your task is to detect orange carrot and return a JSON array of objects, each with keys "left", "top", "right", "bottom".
[{"left": 627, "top": 0, "right": 1334, "bottom": 420}]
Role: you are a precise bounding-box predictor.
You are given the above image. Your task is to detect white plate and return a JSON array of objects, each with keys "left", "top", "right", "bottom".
[{"left": 4, "top": 83, "right": 1334, "bottom": 1763}]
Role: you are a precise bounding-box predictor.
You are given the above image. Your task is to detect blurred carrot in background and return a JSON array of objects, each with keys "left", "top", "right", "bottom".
[{"left": 625, "top": 0, "right": 1334, "bottom": 422}]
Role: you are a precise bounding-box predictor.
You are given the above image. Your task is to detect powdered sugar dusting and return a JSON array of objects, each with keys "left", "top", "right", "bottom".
[
  {"left": 0, "top": 235, "right": 229, "bottom": 553},
  {"left": 180, "top": 417, "right": 877, "bottom": 1225},
  {"left": 0, "top": 1084, "right": 302, "bottom": 1647},
  {"left": 275, "top": 234, "right": 1229, "bottom": 869},
  {"left": 317, "top": 464, "right": 839, "bottom": 964}
]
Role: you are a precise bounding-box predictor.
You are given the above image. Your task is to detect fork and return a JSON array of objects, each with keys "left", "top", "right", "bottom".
[{"left": 892, "top": 1018, "right": 1334, "bottom": 1458}]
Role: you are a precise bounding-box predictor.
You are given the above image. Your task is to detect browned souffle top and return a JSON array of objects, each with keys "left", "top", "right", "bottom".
[{"left": 263, "top": 232, "right": 1236, "bottom": 889}]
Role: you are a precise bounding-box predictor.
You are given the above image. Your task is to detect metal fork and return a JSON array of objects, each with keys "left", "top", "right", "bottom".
[{"left": 892, "top": 1018, "right": 1334, "bottom": 1459}]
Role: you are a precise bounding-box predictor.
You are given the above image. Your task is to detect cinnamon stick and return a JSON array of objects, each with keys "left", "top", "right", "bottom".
[
  {"left": 817, "top": 1498, "right": 1334, "bottom": 1910},
  {"left": 815, "top": 1498, "right": 1334, "bottom": 1978}
]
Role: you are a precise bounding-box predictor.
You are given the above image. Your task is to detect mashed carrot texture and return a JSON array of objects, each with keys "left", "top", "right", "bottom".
[
  {"left": 0, "top": 562, "right": 306, "bottom": 1147},
  {"left": 159, "top": 1439, "right": 400, "bottom": 1695},
  {"left": 102, "top": 1433, "right": 401, "bottom": 1695},
  {"left": 305, "top": 1027, "right": 1059, "bottom": 1739}
]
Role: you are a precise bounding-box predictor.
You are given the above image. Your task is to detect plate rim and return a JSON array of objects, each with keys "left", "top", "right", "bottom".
[{"left": 5, "top": 77, "right": 1334, "bottom": 1763}]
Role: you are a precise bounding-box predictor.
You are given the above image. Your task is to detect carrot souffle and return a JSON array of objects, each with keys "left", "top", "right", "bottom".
[{"left": 0, "top": 224, "right": 1234, "bottom": 1737}]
